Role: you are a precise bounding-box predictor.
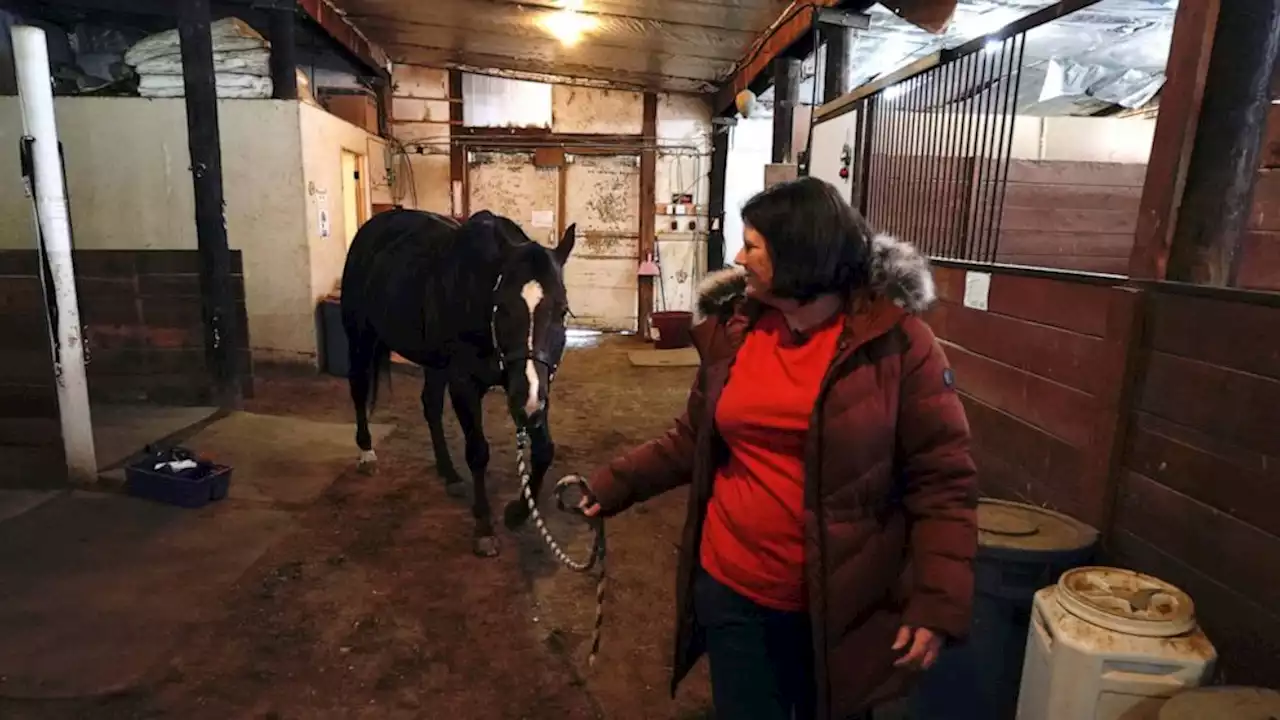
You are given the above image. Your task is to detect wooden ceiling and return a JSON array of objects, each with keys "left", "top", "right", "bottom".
[{"left": 333, "top": 0, "right": 804, "bottom": 94}]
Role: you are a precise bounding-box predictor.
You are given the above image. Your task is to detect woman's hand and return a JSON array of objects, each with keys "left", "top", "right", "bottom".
[
  {"left": 578, "top": 493, "right": 601, "bottom": 517},
  {"left": 892, "top": 625, "right": 943, "bottom": 671}
]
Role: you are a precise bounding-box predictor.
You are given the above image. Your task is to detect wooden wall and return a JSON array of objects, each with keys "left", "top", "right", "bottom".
[
  {"left": 924, "top": 264, "right": 1139, "bottom": 530},
  {"left": 0, "top": 249, "right": 251, "bottom": 409},
  {"left": 869, "top": 159, "right": 1144, "bottom": 275},
  {"left": 0, "top": 254, "right": 66, "bottom": 489},
  {"left": 925, "top": 260, "right": 1280, "bottom": 687},
  {"left": 995, "top": 160, "right": 1145, "bottom": 275},
  {"left": 1111, "top": 287, "right": 1280, "bottom": 686},
  {"left": 1239, "top": 98, "right": 1280, "bottom": 290},
  {"left": 74, "top": 250, "right": 251, "bottom": 405}
]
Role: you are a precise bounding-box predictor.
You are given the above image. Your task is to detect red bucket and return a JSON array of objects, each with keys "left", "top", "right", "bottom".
[{"left": 651, "top": 310, "right": 693, "bottom": 350}]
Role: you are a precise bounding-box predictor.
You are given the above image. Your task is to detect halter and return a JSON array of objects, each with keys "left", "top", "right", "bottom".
[{"left": 490, "top": 272, "right": 560, "bottom": 381}]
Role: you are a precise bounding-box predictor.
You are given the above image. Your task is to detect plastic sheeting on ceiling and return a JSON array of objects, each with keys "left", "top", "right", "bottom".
[
  {"left": 842, "top": 0, "right": 1178, "bottom": 115},
  {"left": 334, "top": 0, "right": 788, "bottom": 94}
]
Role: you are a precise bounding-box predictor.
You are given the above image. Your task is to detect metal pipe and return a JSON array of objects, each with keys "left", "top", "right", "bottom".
[
  {"left": 991, "top": 34, "right": 1028, "bottom": 263},
  {"left": 13, "top": 25, "right": 97, "bottom": 483},
  {"left": 940, "top": 58, "right": 964, "bottom": 259}
]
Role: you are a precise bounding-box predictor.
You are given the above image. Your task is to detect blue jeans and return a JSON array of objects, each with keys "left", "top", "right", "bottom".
[{"left": 694, "top": 567, "right": 817, "bottom": 720}]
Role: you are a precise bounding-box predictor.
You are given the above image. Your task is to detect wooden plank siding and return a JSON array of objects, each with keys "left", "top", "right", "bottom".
[
  {"left": 0, "top": 255, "right": 65, "bottom": 489},
  {"left": 870, "top": 158, "right": 1144, "bottom": 273},
  {"left": 992, "top": 160, "right": 1145, "bottom": 275},
  {"left": 925, "top": 265, "right": 1139, "bottom": 530},
  {"left": 0, "top": 250, "right": 251, "bottom": 409},
  {"left": 1111, "top": 287, "right": 1280, "bottom": 687},
  {"left": 1239, "top": 96, "right": 1280, "bottom": 290}
]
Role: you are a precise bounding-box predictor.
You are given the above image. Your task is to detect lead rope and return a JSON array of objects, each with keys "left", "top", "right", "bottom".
[{"left": 515, "top": 428, "right": 607, "bottom": 666}]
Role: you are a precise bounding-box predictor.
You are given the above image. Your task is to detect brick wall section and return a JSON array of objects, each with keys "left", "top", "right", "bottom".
[{"left": 389, "top": 65, "right": 454, "bottom": 215}]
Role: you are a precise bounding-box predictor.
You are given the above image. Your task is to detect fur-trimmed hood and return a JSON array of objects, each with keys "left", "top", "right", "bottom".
[{"left": 694, "top": 233, "right": 936, "bottom": 322}]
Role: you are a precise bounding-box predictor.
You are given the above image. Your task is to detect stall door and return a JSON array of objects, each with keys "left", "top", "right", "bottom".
[
  {"left": 562, "top": 154, "right": 640, "bottom": 332},
  {"left": 467, "top": 150, "right": 560, "bottom": 247}
]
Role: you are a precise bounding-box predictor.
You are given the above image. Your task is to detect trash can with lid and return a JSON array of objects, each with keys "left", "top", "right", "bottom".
[
  {"left": 909, "top": 498, "right": 1100, "bottom": 720},
  {"left": 1015, "top": 566, "right": 1217, "bottom": 720}
]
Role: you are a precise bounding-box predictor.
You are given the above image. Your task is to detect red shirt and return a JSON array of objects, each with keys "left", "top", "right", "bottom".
[{"left": 699, "top": 309, "right": 844, "bottom": 611}]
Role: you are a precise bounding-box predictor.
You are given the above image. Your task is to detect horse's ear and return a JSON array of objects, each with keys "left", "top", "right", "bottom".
[{"left": 555, "top": 223, "right": 576, "bottom": 265}]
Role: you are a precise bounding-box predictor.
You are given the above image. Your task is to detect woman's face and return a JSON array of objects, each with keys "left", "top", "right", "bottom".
[{"left": 735, "top": 225, "right": 774, "bottom": 299}]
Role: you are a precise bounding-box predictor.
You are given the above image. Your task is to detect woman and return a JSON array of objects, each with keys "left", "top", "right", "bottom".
[{"left": 582, "top": 177, "right": 978, "bottom": 719}]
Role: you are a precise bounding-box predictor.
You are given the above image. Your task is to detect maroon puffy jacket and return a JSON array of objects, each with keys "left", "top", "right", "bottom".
[{"left": 589, "top": 234, "right": 978, "bottom": 718}]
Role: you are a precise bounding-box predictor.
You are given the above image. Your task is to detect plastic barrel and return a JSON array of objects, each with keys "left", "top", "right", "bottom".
[
  {"left": 908, "top": 498, "right": 1099, "bottom": 720},
  {"left": 651, "top": 310, "right": 693, "bottom": 349}
]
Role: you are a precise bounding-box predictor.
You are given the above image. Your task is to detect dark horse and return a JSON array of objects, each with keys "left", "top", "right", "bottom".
[{"left": 340, "top": 208, "right": 576, "bottom": 557}]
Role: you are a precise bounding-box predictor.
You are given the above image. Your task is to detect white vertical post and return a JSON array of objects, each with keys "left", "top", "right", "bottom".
[{"left": 13, "top": 25, "right": 97, "bottom": 483}]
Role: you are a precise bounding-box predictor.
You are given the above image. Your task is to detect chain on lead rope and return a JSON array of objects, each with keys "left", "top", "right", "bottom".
[{"left": 514, "top": 428, "right": 607, "bottom": 665}]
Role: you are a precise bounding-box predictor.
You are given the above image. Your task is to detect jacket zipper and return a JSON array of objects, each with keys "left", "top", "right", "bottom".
[{"left": 809, "top": 333, "right": 852, "bottom": 717}]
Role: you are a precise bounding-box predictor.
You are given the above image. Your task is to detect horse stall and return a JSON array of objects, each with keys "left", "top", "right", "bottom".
[
  {"left": 0, "top": 8, "right": 396, "bottom": 487},
  {"left": 807, "top": 0, "right": 1280, "bottom": 706}
]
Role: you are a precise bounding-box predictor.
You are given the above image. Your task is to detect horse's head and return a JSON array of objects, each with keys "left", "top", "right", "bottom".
[{"left": 484, "top": 217, "right": 577, "bottom": 429}]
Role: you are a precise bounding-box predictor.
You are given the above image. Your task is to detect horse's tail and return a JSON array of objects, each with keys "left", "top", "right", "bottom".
[{"left": 367, "top": 340, "right": 392, "bottom": 415}]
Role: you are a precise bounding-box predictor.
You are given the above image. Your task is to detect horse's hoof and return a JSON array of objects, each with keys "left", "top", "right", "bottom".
[
  {"left": 357, "top": 450, "right": 377, "bottom": 475},
  {"left": 445, "top": 481, "right": 468, "bottom": 499},
  {"left": 473, "top": 535, "right": 501, "bottom": 558},
  {"left": 503, "top": 499, "right": 531, "bottom": 530}
]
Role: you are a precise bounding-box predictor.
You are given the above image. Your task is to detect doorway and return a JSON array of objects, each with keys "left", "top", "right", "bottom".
[{"left": 341, "top": 149, "right": 367, "bottom": 248}]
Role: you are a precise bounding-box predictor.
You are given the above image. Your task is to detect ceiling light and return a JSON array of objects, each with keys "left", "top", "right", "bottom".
[{"left": 539, "top": 2, "right": 598, "bottom": 47}]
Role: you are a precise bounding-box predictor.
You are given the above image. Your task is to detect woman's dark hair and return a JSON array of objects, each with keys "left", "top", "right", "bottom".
[{"left": 740, "top": 176, "right": 872, "bottom": 303}]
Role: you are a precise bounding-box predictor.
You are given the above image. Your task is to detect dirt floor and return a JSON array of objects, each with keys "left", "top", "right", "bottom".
[{"left": 0, "top": 334, "right": 716, "bottom": 720}]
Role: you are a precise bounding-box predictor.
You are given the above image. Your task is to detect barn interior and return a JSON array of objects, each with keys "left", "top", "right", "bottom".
[{"left": 0, "top": 0, "right": 1278, "bottom": 718}]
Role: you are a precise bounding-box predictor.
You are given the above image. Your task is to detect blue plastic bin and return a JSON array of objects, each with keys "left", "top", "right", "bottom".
[{"left": 125, "top": 460, "right": 232, "bottom": 508}]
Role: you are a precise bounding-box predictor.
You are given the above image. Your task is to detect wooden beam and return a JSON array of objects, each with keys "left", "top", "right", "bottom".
[
  {"left": 179, "top": 0, "right": 241, "bottom": 406},
  {"left": 712, "top": 0, "right": 955, "bottom": 114},
  {"left": 773, "top": 58, "right": 801, "bottom": 164},
  {"left": 268, "top": 6, "right": 298, "bottom": 100},
  {"left": 1165, "top": 0, "right": 1280, "bottom": 286},
  {"left": 713, "top": 3, "right": 827, "bottom": 115},
  {"left": 1128, "top": 0, "right": 1222, "bottom": 280},
  {"left": 822, "top": 24, "right": 852, "bottom": 104},
  {"left": 297, "top": 0, "right": 389, "bottom": 77},
  {"left": 708, "top": 121, "right": 731, "bottom": 271},
  {"left": 449, "top": 69, "right": 465, "bottom": 218},
  {"left": 639, "top": 92, "right": 658, "bottom": 340}
]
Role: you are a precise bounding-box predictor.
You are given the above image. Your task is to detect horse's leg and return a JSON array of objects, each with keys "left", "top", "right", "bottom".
[
  {"left": 422, "top": 368, "right": 465, "bottom": 496},
  {"left": 504, "top": 405, "right": 555, "bottom": 530},
  {"left": 449, "top": 377, "right": 498, "bottom": 557},
  {"left": 348, "top": 325, "right": 378, "bottom": 474}
]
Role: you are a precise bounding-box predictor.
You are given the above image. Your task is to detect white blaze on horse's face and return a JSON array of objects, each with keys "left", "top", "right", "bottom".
[{"left": 521, "top": 280, "right": 544, "bottom": 418}]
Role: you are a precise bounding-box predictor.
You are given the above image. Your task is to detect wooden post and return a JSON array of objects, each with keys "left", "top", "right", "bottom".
[
  {"left": 179, "top": 0, "right": 241, "bottom": 406},
  {"left": 708, "top": 120, "right": 730, "bottom": 271},
  {"left": 449, "top": 69, "right": 465, "bottom": 218},
  {"left": 773, "top": 57, "right": 801, "bottom": 164},
  {"left": 1164, "top": 0, "right": 1280, "bottom": 286},
  {"left": 268, "top": 4, "right": 298, "bottom": 101},
  {"left": 638, "top": 92, "right": 658, "bottom": 340},
  {"left": 822, "top": 25, "right": 851, "bottom": 104},
  {"left": 374, "top": 75, "right": 392, "bottom": 138}
]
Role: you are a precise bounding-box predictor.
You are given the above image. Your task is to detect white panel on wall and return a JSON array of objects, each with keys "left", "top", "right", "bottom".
[
  {"left": 462, "top": 73, "right": 552, "bottom": 128},
  {"left": 809, "top": 111, "right": 857, "bottom": 200}
]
